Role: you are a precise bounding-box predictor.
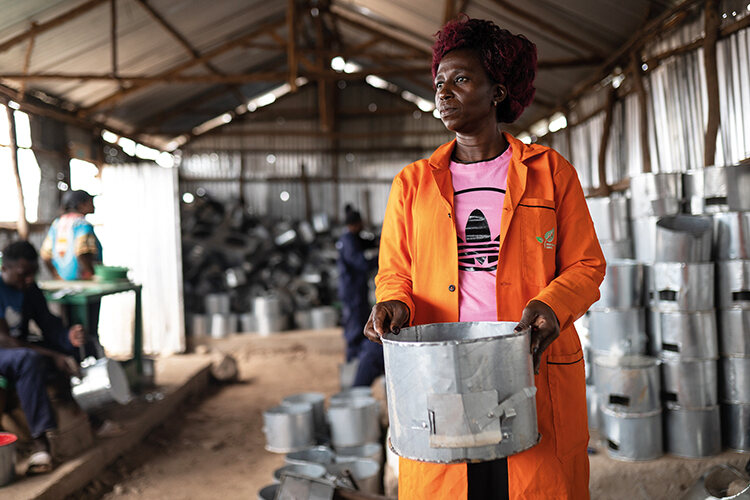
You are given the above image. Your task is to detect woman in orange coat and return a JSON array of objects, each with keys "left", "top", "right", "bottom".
[{"left": 364, "top": 17, "right": 605, "bottom": 500}]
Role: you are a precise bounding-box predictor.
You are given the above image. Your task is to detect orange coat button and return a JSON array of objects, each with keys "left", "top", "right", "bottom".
[{"left": 448, "top": 284, "right": 455, "bottom": 292}]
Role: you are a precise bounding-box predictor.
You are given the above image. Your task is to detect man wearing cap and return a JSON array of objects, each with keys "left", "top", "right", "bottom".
[
  {"left": 336, "top": 205, "right": 381, "bottom": 387},
  {"left": 40, "top": 190, "right": 103, "bottom": 358}
]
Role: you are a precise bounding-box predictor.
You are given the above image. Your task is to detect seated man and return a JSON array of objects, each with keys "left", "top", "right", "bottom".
[{"left": 0, "top": 241, "right": 85, "bottom": 473}]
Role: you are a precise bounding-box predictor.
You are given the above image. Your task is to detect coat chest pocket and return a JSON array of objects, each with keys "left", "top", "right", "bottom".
[{"left": 518, "top": 198, "right": 557, "bottom": 285}]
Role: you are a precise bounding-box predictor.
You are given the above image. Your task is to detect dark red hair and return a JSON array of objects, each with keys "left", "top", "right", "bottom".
[{"left": 432, "top": 17, "right": 537, "bottom": 124}]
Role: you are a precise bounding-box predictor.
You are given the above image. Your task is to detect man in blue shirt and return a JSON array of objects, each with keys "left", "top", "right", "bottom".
[
  {"left": 0, "top": 241, "right": 85, "bottom": 473},
  {"left": 336, "top": 205, "right": 381, "bottom": 387}
]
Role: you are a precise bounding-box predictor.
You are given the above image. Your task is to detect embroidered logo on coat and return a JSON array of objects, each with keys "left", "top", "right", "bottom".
[{"left": 536, "top": 229, "right": 555, "bottom": 249}]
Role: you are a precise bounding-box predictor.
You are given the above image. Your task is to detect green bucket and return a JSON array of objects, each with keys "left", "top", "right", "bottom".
[{"left": 94, "top": 265, "right": 129, "bottom": 282}]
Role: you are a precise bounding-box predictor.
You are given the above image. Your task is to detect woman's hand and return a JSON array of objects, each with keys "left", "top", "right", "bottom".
[
  {"left": 364, "top": 300, "right": 410, "bottom": 344},
  {"left": 515, "top": 299, "right": 560, "bottom": 375},
  {"left": 68, "top": 324, "right": 86, "bottom": 347}
]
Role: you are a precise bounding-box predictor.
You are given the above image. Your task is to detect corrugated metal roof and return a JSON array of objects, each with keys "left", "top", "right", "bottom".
[{"left": 0, "top": 0, "right": 682, "bottom": 147}]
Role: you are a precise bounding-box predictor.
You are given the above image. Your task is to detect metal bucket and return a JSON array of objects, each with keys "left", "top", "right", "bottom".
[
  {"left": 273, "top": 463, "right": 327, "bottom": 483},
  {"left": 330, "top": 386, "right": 373, "bottom": 404},
  {"left": 599, "top": 240, "right": 634, "bottom": 261},
  {"left": 661, "top": 358, "right": 718, "bottom": 407},
  {"left": 327, "top": 396, "right": 380, "bottom": 448},
  {"left": 285, "top": 446, "right": 336, "bottom": 466},
  {"left": 683, "top": 167, "right": 730, "bottom": 215},
  {"left": 599, "top": 406, "right": 663, "bottom": 461},
  {"left": 654, "top": 215, "right": 713, "bottom": 263},
  {"left": 591, "top": 260, "right": 644, "bottom": 310},
  {"left": 630, "top": 172, "right": 682, "bottom": 218},
  {"left": 593, "top": 355, "right": 661, "bottom": 413},
  {"left": 647, "top": 310, "right": 718, "bottom": 359},
  {"left": 0, "top": 433, "right": 16, "bottom": 487},
  {"left": 382, "top": 322, "right": 538, "bottom": 463},
  {"left": 717, "top": 261, "right": 750, "bottom": 309},
  {"left": 71, "top": 358, "right": 132, "bottom": 411},
  {"left": 588, "top": 309, "right": 648, "bottom": 356},
  {"left": 294, "top": 310, "right": 313, "bottom": 330},
  {"left": 263, "top": 403, "right": 315, "bottom": 453},
  {"left": 721, "top": 403, "right": 750, "bottom": 452},
  {"left": 205, "top": 293, "right": 230, "bottom": 314},
  {"left": 650, "top": 262, "right": 714, "bottom": 311},
  {"left": 632, "top": 216, "right": 658, "bottom": 263},
  {"left": 727, "top": 165, "right": 750, "bottom": 211},
  {"left": 256, "top": 313, "right": 288, "bottom": 336},
  {"left": 586, "top": 385, "right": 599, "bottom": 431},
  {"left": 310, "top": 306, "right": 338, "bottom": 329},
  {"left": 720, "top": 357, "right": 750, "bottom": 403},
  {"left": 190, "top": 314, "right": 208, "bottom": 336},
  {"left": 256, "top": 484, "right": 278, "bottom": 500},
  {"left": 209, "top": 313, "right": 230, "bottom": 339},
  {"left": 326, "top": 458, "right": 381, "bottom": 493},
  {"left": 714, "top": 212, "right": 750, "bottom": 260},
  {"left": 718, "top": 309, "right": 750, "bottom": 356},
  {"left": 664, "top": 405, "right": 722, "bottom": 458},
  {"left": 282, "top": 393, "right": 327, "bottom": 439},
  {"left": 682, "top": 464, "right": 750, "bottom": 500},
  {"left": 587, "top": 195, "right": 630, "bottom": 242},
  {"left": 254, "top": 296, "right": 283, "bottom": 317},
  {"left": 239, "top": 312, "right": 255, "bottom": 333},
  {"left": 334, "top": 443, "right": 383, "bottom": 465}
]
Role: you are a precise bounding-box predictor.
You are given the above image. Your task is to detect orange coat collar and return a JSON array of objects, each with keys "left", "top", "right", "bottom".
[{"left": 427, "top": 131, "right": 545, "bottom": 171}]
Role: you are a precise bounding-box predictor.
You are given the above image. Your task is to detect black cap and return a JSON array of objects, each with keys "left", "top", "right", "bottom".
[
  {"left": 62, "top": 190, "right": 94, "bottom": 211},
  {"left": 344, "top": 204, "right": 362, "bottom": 225}
]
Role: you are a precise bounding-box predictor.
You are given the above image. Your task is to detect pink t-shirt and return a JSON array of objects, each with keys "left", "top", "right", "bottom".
[{"left": 449, "top": 146, "right": 511, "bottom": 322}]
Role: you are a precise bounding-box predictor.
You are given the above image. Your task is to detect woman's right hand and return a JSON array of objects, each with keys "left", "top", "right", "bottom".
[{"left": 364, "top": 300, "right": 410, "bottom": 344}]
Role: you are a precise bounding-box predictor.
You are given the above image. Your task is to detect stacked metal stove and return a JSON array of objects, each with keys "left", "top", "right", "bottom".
[{"left": 584, "top": 164, "right": 750, "bottom": 461}]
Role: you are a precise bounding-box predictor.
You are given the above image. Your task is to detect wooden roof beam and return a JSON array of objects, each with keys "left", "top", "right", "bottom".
[
  {"left": 79, "top": 15, "right": 286, "bottom": 114},
  {"left": 0, "top": 0, "right": 109, "bottom": 55},
  {"left": 287, "top": 0, "right": 298, "bottom": 91}
]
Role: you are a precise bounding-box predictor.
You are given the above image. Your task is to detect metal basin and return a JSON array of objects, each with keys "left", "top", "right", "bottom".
[
  {"left": 587, "top": 195, "right": 630, "bottom": 242},
  {"left": 718, "top": 309, "right": 750, "bottom": 356},
  {"left": 0, "top": 433, "right": 16, "bottom": 487},
  {"left": 664, "top": 405, "right": 722, "bottom": 458},
  {"left": 650, "top": 262, "right": 714, "bottom": 311},
  {"left": 273, "top": 463, "right": 327, "bottom": 483},
  {"left": 71, "top": 357, "right": 132, "bottom": 411},
  {"left": 721, "top": 403, "right": 750, "bottom": 452},
  {"left": 681, "top": 464, "right": 750, "bottom": 500},
  {"left": 285, "top": 446, "right": 336, "bottom": 466},
  {"left": 327, "top": 396, "right": 380, "bottom": 448},
  {"left": 727, "top": 165, "right": 750, "bottom": 211},
  {"left": 591, "top": 260, "right": 644, "bottom": 310},
  {"left": 648, "top": 310, "right": 718, "bottom": 359},
  {"left": 714, "top": 212, "right": 750, "bottom": 260},
  {"left": 383, "top": 322, "right": 538, "bottom": 463},
  {"left": 717, "top": 261, "right": 750, "bottom": 309},
  {"left": 655, "top": 215, "right": 713, "bottom": 263},
  {"left": 661, "top": 358, "right": 719, "bottom": 408},
  {"left": 282, "top": 393, "right": 327, "bottom": 439},
  {"left": 593, "top": 355, "right": 661, "bottom": 413},
  {"left": 588, "top": 309, "right": 648, "bottom": 356},
  {"left": 630, "top": 172, "right": 682, "bottom": 218},
  {"left": 326, "top": 458, "right": 381, "bottom": 494},
  {"left": 334, "top": 443, "right": 383, "bottom": 465},
  {"left": 720, "top": 357, "right": 750, "bottom": 404},
  {"left": 263, "top": 403, "right": 315, "bottom": 453},
  {"left": 599, "top": 406, "right": 663, "bottom": 461}
]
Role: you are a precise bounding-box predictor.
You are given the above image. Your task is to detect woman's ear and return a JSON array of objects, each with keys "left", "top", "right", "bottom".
[{"left": 493, "top": 84, "right": 508, "bottom": 106}]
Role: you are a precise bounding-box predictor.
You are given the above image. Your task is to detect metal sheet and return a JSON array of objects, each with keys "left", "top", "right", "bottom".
[
  {"left": 661, "top": 359, "right": 719, "bottom": 408},
  {"left": 716, "top": 260, "right": 750, "bottom": 309},
  {"left": 720, "top": 357, "right": 750, "bottom": 404},
  {"left": 722, "top": 403, "right": 750, "bottom": 453},
  {"left": 647, "top": 310, "right": 719, "bottom": 360},
  {"left": 727, "top": 166, "right": 750, "bottom": 211},
  {"left": 650, "top": 262, "right": 715, "bottom": 312},
  {"left": 718, "top": 309, "right": 750, "bottom": 356},
  {"left": 713, "top": 212, "right": 750, "bottom": 260},
  {"left": 629, "top": 173, "right": 682, "bottom": 218}
]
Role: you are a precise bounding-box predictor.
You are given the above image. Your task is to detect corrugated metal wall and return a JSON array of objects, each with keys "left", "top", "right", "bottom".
[
  {"left": 181, "top": 82, "right": 451, "bottom": 223},
  {"left": 543, "top": 8, "right": 749, "bottom": 190}
]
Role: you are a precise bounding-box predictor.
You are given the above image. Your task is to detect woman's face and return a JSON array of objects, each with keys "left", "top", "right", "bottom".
[{"left": 434, "top": 48, "right": 505, "bottom": 134}]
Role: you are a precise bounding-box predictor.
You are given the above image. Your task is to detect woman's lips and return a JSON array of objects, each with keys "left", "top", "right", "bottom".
[{"left": 439, "top": 107, "right": 458, "bottom": 117}]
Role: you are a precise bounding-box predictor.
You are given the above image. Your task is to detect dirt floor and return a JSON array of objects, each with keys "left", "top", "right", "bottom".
[{"left": 66, "top": 329, "right": 748, "bottom": 500}]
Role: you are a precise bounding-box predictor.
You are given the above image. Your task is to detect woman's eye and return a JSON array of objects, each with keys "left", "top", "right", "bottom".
[
  {"left": 435, "top": 82, "right": 443, "bottom": 88},
  {"left": 455, "top": 76, "right": 467, "bottom": 83}
]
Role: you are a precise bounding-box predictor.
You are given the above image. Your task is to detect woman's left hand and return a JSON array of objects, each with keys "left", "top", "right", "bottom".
[{"left": 515, "top": 300, "right": 560, "bottom": 375}]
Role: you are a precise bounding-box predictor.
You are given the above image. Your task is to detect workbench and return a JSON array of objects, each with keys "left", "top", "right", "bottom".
[{"left": 39, "top": 280, "right": 144, "bottom": 376}]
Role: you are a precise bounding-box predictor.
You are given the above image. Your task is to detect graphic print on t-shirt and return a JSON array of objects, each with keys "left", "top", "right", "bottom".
[{"left": 456, "top": 187, "right": 505, "bottom": 272}]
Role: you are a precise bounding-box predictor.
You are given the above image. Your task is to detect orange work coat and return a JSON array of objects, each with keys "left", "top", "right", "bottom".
[{"left": 375, "top": 132, "right": 606, "bottom": 499}]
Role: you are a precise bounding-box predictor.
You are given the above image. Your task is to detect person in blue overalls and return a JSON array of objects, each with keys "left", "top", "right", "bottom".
[
  {"left": 40, "top": 190, "right": 103, "bottom": 358},
  {"left": 0, "top": 241, "right": 85, "bottom": 474},
  {"left": 336, "top": 205, "right": 381, "bottom": 387}
]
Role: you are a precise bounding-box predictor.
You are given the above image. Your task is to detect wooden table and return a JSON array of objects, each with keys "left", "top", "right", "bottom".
[{"left": 39, "top": 280, "right": 144, "bottom": 376}]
